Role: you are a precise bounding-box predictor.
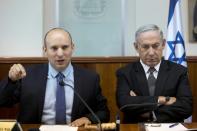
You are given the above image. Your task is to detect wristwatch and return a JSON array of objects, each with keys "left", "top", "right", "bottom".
[{"left": 165, "top": 96, "right": 170, "bottom": 102}]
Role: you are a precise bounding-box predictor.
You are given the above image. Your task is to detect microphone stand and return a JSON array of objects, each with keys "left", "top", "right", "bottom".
[
  {"left": 115, "top": 113, "right": 120, "bottom": 131},
  {"left": 59, "top": 81, "right": 102, "bottom": 131},
  {"left": 116, "top": 102, "right": 159, "bottom": 128},
  {"left": 119, "top": 103, "right": 158, "bottom": 111}
]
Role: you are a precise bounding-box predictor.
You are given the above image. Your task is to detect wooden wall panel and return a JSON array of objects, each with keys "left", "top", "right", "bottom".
[
  {"left": 188, "top": 62, "right": 197, "bottom": 122},
  {"left": 0, "top": 57, "right": 196, "bottom": 122}
]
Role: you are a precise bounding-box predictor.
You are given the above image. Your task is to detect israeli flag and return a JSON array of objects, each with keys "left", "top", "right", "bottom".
[
  {"left": 164, "top": 0, "right": 192, "bottom": 123},
  {"left": 164, "top": 0, "right": 186, "bottom": 67}
]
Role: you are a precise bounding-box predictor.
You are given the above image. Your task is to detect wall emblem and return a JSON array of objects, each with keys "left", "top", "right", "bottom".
[{"left": 74, "top": 0, "right": 106, "bottom": 18}]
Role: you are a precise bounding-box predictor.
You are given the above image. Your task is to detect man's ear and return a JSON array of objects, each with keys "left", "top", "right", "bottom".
[
  {"left": 43, "top": 45, "right": 47, "bottom": 57},
  {"left": 163, "top": 39, "right": 166, "bottom": 45},
  {"left": 71, "top": 42, "right": 75, "bottom": 50},
  {"left": 71, "top": 42, "right": 75, "bottom": 54},
  {"left": 162, "top": 39, "right": 166, "bottom": 49},
  {"left": 134, "top": 42, "right": 138, "bottom": 50}
]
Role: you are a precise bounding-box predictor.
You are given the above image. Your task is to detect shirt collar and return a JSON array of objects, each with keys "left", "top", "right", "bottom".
[
  {"left": 48, "top": 62, "right": 73, "bottom": 78},
  {"left": 140, "top": 59, "right": 161, "bottom": 73}
]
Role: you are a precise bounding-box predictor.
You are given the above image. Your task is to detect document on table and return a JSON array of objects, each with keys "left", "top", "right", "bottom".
[
  {"left": 145, "top": 123, "right": 187, "bottom": 131},
  {"left": 39, "top": 125, "right": 78, "bottom": 131}
]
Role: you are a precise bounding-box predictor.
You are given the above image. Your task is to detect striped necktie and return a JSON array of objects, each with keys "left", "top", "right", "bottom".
[{"left": 148, "top": 67, "right": 156, "bottom": 96}]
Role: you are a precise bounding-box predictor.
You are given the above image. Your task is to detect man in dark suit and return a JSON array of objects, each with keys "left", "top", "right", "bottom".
[
  {"left": 116, "top": 24, "right": 192, "bottom": 123},
  {"left": 0, "top": 28, "right": 109, "bottom": 126}
]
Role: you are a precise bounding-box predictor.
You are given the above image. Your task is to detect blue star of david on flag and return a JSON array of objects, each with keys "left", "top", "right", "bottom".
[
  {"left": 164, "top": 0, "right": 187, "bottom": 67},
  {"left": 167, "top": 31, "right": 186, "bottom": 65},
  {"left": 164, "top": 0, "right": 191, "bottom": 122}
]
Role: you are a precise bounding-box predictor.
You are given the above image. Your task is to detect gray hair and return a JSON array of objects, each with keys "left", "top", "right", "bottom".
[{"left": 135, "top": 24, "right": 164, "bottom": 42}]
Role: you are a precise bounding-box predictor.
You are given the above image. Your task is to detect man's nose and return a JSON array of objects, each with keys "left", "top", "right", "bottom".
[
  {"left": 148, "top": 47, "right": 155, "bottom": 55},
  {"left": 57, "top": 48, "right": 64, "bottom": 56}
]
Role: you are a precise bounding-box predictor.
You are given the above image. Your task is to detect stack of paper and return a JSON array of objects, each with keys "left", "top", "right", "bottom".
[
  {"left": 39, "top": 125, "right": 78, "bottom": 131},
  {"left": 145, "top": 123, "right": 187, "bottom": 131}
]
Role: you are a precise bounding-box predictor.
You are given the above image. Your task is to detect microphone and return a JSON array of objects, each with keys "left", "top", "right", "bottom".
[
  {"left": 59, "top": 80, "right": 65, "bottom": 87},
  {"left": 59, "top": 80, "right": 104, "bottom": 131},
  {"left": 115, "top": 114, "right": 120, "bottom": 131},
  {"left": 117, "top": 102, "right": 159, "bottom": 124},
  {"left": 119, "top": 102, "right": 158, "bottom": 111}
]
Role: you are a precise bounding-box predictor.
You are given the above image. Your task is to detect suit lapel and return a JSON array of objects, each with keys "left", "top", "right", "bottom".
[
  {"left": 37, "top": 64, "right": 48, "bottom": 122},
  {"left": 71, "top": 66, "right": 82, "bottom": 121},
  {"left": 155, "top": 60, "right": 170, "bottom": 95},
  {"left": 133, "top": 62, "right": 150, "bottom": 95}
]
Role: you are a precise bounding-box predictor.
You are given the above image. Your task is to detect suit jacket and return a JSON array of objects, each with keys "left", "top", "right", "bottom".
[
  {"left": 116, "top": 59, "right": 192, "bottom": 123},
  {"left": 0, "top": 64, "right": 109, "bottom": 124}
]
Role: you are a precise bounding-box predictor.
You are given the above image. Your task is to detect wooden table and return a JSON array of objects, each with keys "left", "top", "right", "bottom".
[{"left": 20, "top": 123, "right": 197, "bottom": 131}]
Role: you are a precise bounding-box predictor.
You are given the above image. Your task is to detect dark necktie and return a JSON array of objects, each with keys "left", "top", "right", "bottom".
[
  {"left": 56, "top": 72, "right": 66, "bottom": 124},
  {"left": 148, "top": 68, "right": 156, "bottom": 96}
]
